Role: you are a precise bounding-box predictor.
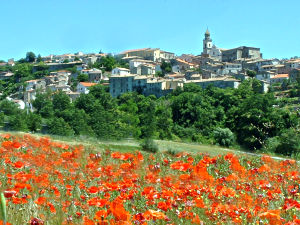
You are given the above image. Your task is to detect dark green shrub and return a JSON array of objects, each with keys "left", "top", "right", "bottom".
[
  {"left": 275, "top": 129, "right": 300, "bottom": 156},
  {"left": 213, "top": 127, "right": 235, "bottom": 147},
  {"left": 140, "top": 139, "right": 158, "bottom": 153},
  {"left": 0, "top": 112, "right": 4, "bottom": 126},
  {"left": 264, "top": 136, "right": 280, "bottom": 153}
]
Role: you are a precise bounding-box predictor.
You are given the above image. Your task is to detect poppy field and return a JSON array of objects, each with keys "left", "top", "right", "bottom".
[{"left": 0, "top": 134, "right": 299, "bottom": 225}]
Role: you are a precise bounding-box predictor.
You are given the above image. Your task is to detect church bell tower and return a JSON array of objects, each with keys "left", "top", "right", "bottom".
[{"left": 203, "top": 28, "right": 212, "bottom": 55}]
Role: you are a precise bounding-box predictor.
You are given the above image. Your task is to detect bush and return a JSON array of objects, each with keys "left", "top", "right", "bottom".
[
  {"left": 264, "top": 136, "right": 280, "bottom": 153},
  {"left": 192, "top": 133, "right": 212, "bottom": 144},
  {"left": 275, "top": 129, "right": 300, "bottom": 156},
  {"left": 0, "top": 112, "right": 4, "bottom": 126},
  {"left": 213, "top": 127, "right": 235, "bottom": 147},
  {"left": 140, "top": 139, "right": 158, "bottom": 153}
]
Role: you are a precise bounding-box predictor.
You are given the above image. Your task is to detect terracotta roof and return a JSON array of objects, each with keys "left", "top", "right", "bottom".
[
  {"left": 176, "top": 58, "right": 195, "bottom": 66},
  {"left": 79, "top": 82, "right": 98, "bottom": 87},
  {"left": 120, "top": 48, "right": 150, "bottom": 54},
  {"left": 271, "top": 74, "right": 289, "bottom": 79},
  {"left": 26, "top": 79, "right": 42, "bottom": 83},
  {"left": 57, "top": 70, "right": 70, "bottom": 73}
]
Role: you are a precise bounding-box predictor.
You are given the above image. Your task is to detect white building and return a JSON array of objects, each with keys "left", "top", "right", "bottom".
[
  {"left": 112, "top": 67, "right": 130, "bottom": 76},
  {"left": 256, "top": 71, "right": 276, "bottom": 82},
  {"left": 256, "top": 59, "right": 280, "bottom": 71},
  {"left": 76, "top": 82, "right": 98, "bottom": 94}
]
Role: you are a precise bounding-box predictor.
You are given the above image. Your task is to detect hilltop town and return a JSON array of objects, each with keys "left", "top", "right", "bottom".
[{"left": 0, "top": 29, "right": 299, "bottom": 109}]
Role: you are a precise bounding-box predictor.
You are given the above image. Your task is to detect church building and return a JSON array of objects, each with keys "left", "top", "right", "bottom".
[{"left": 202, "top": 28, "right": 222, "bottom": 61}]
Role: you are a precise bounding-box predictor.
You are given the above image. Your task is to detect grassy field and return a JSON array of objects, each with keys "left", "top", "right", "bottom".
[{"left": 0, "top": 131, "right": 237, "bottom": 155}]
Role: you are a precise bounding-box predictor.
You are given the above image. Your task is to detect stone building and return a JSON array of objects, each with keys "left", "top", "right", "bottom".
[
  {"left": 185, "top": 76, "right": 240, "bottom": 89},
  {"left": 289, "top": 68, "right": 300, "bottom": 82},
  {"left": 222, "top": 46, "right": 262, "bottom": 62},
  {"left": 117, "top": 48, "right": 175, "bottom": 62},
  {"left": 109, "top": 74, "right": 184, "bottom": 98},
  {"left": 109, "top": 74, "right": 135, "bottom": 97}
]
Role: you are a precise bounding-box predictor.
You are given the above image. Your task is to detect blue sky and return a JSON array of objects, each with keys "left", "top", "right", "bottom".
[{"left": 0, "top": 0, "right": 299, "bottom": 61}]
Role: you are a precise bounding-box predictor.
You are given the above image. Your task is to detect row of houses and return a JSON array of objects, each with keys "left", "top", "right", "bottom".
[
  {"left": 109, "top": 66, "right": 242, "bottom": 98},
  {"left": 23, "top": 69, "right": 108, "bottom": 105},
  {"left": 40, "top": 52, "right": 107, "bottom": 64}
]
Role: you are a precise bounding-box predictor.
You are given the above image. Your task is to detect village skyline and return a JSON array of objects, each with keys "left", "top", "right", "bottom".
[{"left": 1, "top": 0, "right": 300, "bottom": 60}]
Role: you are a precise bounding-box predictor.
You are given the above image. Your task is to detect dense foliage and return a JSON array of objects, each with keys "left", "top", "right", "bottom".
[
  {"left": 0, "top": 134, "right": 299, "bottom": 224},
  {"left": 1, "top": 78, "right": 299, "bottom": 157}
]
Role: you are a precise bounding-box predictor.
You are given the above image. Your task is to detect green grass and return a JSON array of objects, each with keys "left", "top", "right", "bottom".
[
  {"left": 155, "top": 140, "right": 232, "bottom": 156},
  {"left": 0, "top": 131, "right": 238, "bottom": 156}
]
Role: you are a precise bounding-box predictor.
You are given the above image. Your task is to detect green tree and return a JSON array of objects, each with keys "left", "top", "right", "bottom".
[
  {"left": 26, "top": 52, "right": 36, "bottom": 63},
  {"left": 26, "top": 112, "right": 42, "bottom": 132},
  {"left": 233, "top": 93, "right": 277, "bottom": 150},
  {"left": 33, "top": 62, "right": 49, "bottom": 78},
  {"left": 155, "top": 100, "right": 173, "bottom": 139},
  {"left": 32, "top": 92, "right": 54, "bottom": 118},
  {"left": 67, "top": 109, "right": 94, "bottom": 136},
  {"left": 0, "top": 100, "right": 21, "bottom": 115},
  {"left": 88, "top": 84, "right": 115, "bottom": 110},
  {"left": 171, "top": 90, "right": 219, "bottom": 136},
  {"left": 52, "top": 91, "right": 71, "bottom": 113},
  {"left": 36, "top": 54, "right": 42, "bottom": 63},
  {"left": 0, "top": 112, "right": 4, "bottom": 126},
  {"left": 98, "top": 56, "right": 117, "bottom": 71},
  {"left": 88, "top": 102, "right": 123, "bottom": 139},
  {"left": 138, "top": 96, "right": 157, "bottom": 138},
  {"left": 161, "top": 60, "right": 172, "bottom": 74},
  {"left": 118, "top": 93, "right": 141, "bottom": 138},
  {"left": 8, "top": 114, "right": 28, "bottom": 131},
  {"left": 155, "top": 71, "right": 163, "bottom": 77},
  {"left": 77, "top": 73, "right": 89, "bottom": 82},
  {"left": 252, "top": 79, "right": 263, "bottom": 93},
  {"left": 13, "top": 63, "right": 33, "bottom": 80},
  {"left": 47, "top": 117, "right": 74, "bottom": 136},
  {"left": 63, "top": 59, "right": 69, "bottom": 63},
  {"left": 246, "top": 70, "right": 256, "bottom": 78},
  {"left": 75, "top": 93, "right": 96, "bottom": 113},
  {"left": 275, "top": 128, "right": 300, "bottom": 156}
]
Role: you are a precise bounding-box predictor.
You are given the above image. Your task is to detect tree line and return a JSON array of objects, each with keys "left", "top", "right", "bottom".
[{"left": 0, "top": 79, "right": 299, "bottom": 157}]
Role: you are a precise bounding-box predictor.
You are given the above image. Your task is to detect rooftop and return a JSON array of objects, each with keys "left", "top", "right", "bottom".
[
  {"left": 176, "top": 58, "right": 196, "bottom": 66},
  {"left": 185, "top": 76, "right": 240, "bottom": 83},
  {"left": 271, "top": 74, "right": 289, "bottom": 79},
  {"left": 110, "top": 74, "right": 136, "bottom": 78},
  {"left": 79, "top": 82, "right": 98, "bottom": 87},
  {"left": 119, "top": 48, "right": 153, "bottom": 55},
  {"left": 114, "top": 67, "right": 130, "bottom": 71}
]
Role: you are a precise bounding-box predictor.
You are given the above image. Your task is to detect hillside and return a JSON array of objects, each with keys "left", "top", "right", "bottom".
[{"left": 0, "top": 133, "right": 299, "bottom": 224}]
